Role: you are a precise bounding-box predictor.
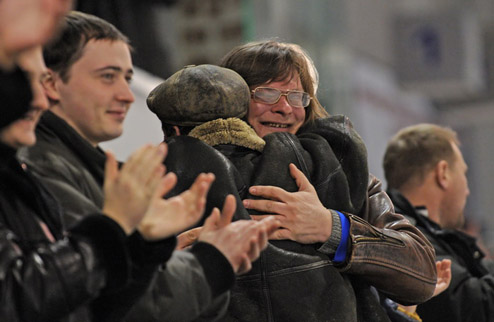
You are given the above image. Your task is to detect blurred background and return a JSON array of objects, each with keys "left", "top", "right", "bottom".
[{"left": 83, "top": 0, "right": 494, "bottom": 256}]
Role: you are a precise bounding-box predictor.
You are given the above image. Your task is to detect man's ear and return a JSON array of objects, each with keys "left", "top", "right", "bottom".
[
  {"left": 42, "top": 69, "right": 61, "bottom": 102},
  {"left": 173, "top": 126, "right": 181, "bottom": 136},
  {"left": 435, "top": 160, "right": 450, "bottom": 190}
]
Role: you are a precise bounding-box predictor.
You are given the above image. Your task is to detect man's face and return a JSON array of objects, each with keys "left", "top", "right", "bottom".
[
  {"left": 247, "top": 73, "right": 306, "bottom": 138},
  {"left": 440, "top": 142, "right": 470, "bottom": 229},
  {"left": 51, "top": 39, "right": 135, "bottom": 146},
  {"left": 0, "top": 47, "right": 50, "bottom": 148},
  {"left": 0, "top": 0, "right": 72, "bottom": 69}
]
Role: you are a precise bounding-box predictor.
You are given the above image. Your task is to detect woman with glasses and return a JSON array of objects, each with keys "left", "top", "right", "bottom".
[{"left": 215, "top": 40, "right": 437, "bottom": 321}]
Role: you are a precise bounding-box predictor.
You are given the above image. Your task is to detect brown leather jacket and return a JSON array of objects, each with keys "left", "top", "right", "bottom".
[{"left": 345, "top": 174, "right": 436, "bottom": 303}]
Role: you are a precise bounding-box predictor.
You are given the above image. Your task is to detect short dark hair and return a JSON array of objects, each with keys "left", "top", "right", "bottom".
[
  {"left": 43, "top": 11, "right": 130, "bottom": 82},
  {"left": 219, "top": 40, "right": 329, "bottom": 126},
  {"left": 161, "top": 123, "right": 193, "bottom": 142},
  {"left": 383, "top": 124, "right": 459, "bottom": 190}
]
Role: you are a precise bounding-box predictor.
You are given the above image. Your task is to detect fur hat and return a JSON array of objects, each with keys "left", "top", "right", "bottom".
[{"left": 147, "top": 64, "right": 250, "bottom": 126}]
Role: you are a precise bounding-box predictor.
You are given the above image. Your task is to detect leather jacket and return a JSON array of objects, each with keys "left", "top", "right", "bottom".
[
  {"left": 388, "top": 189, "right": 494, "bottom": 322},
  {"left": 164, "top": 116, "right": 436, "bottom": 322},
  {"left": 20, "top": 111, "right": 235, "bottom": 322},
  {"left": 0, "top": 142, "right": 176, "bottom": 322}
]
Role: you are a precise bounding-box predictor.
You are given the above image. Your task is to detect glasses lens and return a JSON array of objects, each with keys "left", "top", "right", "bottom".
[
  {"left": 253, "top": 87, "right": 281, "bottom": 104},
  {"left": 287, "top": 91, "right": 310, "bottom": 108}
]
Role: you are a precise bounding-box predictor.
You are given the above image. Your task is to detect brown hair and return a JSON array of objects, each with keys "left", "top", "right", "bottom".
[
  {"left": 219, "top": 40, "right": 328, "bottom": 125},
  {"left": 43, "top": 11, "right": 131, "bottom": 82},
  {"left": 383, "top": 123, "right": 459, "bottom": 190}
]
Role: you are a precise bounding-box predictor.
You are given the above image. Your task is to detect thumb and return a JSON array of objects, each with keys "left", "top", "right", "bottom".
[
  {"left": 289, "top": 163, "right": 314, "bottom": 193},
  {"left": 155, "top": 172, "right": 177, "bottom": 199},
  {"left": 203, "top": 207, "right": 221, "bottom": 231},
  {"left": 218, "top": 194, "right": 236, "bottom": 228}
]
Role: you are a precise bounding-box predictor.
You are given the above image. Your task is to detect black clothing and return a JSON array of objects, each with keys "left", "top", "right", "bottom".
[
  {"left": 0, "top": 66, "right": 32, "bottom": 129},
  {"left": 0, "top": 141, "right": 175, "bottom": 322},
  {"left": 388, "top": 189, "right": 494, "bottom": 322},
  {"left": 21, "top": 111, "right": 235, "bottom": 322},
  {"left": 163, "top": 116, "right": 436, "bottom": 322}
]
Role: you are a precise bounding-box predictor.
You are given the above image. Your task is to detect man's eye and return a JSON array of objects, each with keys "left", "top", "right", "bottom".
[
  {"left": 102, "top": 73, "right": 115, "bottom": 81},
  {"left": 125, "top": 76, "right": 133, "bottom": 84}
]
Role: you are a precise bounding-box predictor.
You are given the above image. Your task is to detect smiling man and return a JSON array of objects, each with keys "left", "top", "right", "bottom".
[
  {"left": 19, "top": 11, "right": 135, "bottom": 222},
  {"left": 19, "top": 11, "right": 273, "bottom": 322},
  {"left": 47, "top": 39, "right": 134, "bottom": 146}
]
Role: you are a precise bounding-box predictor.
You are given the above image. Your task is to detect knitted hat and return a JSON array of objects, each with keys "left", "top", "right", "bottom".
[{"left": 147, "top": 64, "right": 250, "bottom": 126}]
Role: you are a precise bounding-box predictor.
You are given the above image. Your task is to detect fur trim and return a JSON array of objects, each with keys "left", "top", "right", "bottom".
[{"left": 189, "top": 118, "right": 265, "bottom": 152}]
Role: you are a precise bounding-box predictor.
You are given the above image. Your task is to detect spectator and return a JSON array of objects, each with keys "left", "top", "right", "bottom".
[
  {"left": 20, "top": 12, "right": 278, "bottom": 322},
  {"left": 0, "top": 0, "right": 72, "bottom": 129},
  {"left": 383, "top": 123, "right": 494, "bottom": 321},
  {"left": 0, "top": 45, "right": 214, "bottom": 322}
]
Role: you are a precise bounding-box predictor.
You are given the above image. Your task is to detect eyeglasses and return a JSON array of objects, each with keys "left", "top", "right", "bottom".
[{"left": 250, "top": 87, "right": 311, "bottom": 109}]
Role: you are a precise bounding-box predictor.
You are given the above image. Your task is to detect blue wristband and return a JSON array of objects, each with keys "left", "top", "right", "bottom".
[{"left": 333, "top": 211, "right": 349, "bottom": 263}]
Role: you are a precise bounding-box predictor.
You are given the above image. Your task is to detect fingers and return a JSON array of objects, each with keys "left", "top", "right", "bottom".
[
  {"left": 218, "top": 195, "right": 236, "bottom": 228},
  {"left": 123, "top": 143, "right": 167, "bottom": 186},
  {"left": 203, "top": 207, "right": 221, "bottom": 231},
  {"left": 176, "top": 227, "right": 203, "bottom": 250},
  {"left": 289, "top": 163, "right": 316, "bottom": 193},
  {"left": 156, "top": 172, "right": 178, "bottom": 198},
  {"left": 188, "top": 173, "right": 215, "bottom": 209},
  {"left": 441, "top": 259, "right": 452, "bottom": 270},
  {"left": 236, "top": 254, "right": 252, "bottom": 275},
  {"left": 191, "top": 173, "right": 215, "bottom": 193},
  {"left": 436, "top": 259, "right": 452, "bottom": 275},
  {"left": 243, "top": 198, "right": 286, "bottom": 215},
  {"left": 104, "top": 150, "right": 118, "bottom": 186},
  {"left": 247, "top": 185, "right": 288, "bottom": 202},
  {"left": 261, "top": 216, "right": 282, "bottom": 236},
  {"left": 432, "top": 259, "right": 452, "bottom": 297},
  {"left": 250, "top": 214, "right": 279, "bottom": 222},
  {"left": 246, "top": 236, "right": 261, "bottom": 262}
]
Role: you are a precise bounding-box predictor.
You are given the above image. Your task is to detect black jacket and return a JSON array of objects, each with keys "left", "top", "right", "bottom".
[
  {"left": 0, "top": 66, "right": 31, "bottom": 129},
  {"left": 164, "top": 116, "right": 436, "bottom": 322},
  {"left": 387, "top": 189, "right": 494, "bottom": 322},
  {"left": 0, "top": 141, "right": 176, "bottom": 322},
  {"left": 21, "top": 110, "right": 235, "bottom": 322}
]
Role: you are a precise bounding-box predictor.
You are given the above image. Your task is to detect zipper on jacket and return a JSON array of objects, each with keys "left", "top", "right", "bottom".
[{"left": 349, "top": 214, "right": 405, "bottom": 246}]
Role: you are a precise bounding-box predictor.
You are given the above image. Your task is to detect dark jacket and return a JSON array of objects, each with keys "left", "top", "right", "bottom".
[
  {"left": 0, "top": 142, "right": 175, "bottom": 322},
  {"left": 163, "top": 116, "right": 436, "bottom": 322},
  {"left": 20, "top": 110, "right": 235, "bottom": 322},
  {"left": 387, "top": 189, "right": 494, "bottom": 322},
  {"left": 0, "top": 66, "right": 31, "bottom": 129}
]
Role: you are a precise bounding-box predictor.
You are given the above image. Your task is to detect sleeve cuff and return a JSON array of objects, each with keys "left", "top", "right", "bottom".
[
  {"left": 317, "top": 210, "right": 350, "bottom": 263},
  {"left": 127, "top": 231, "right": 177, "bottom": 267},
  {"left": 69, "top": 214, "right": 130, "bottom": 291},
  {"left": 189, "top": 242, "right": 235, "bottom": 298},
  {"left": 317, "top": 210, "right": 342, "bottom": 255}
]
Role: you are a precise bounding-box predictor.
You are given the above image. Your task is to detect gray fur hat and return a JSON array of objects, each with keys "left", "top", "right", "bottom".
[{"left": 147, "top": 64, "right": 250, "bottom": 126}]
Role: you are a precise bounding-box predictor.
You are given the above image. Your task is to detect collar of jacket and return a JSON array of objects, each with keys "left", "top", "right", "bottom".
[
  {"left": 387, "top": 188, "right": 443, "bottom": 232},
  {"left": 0, "top": 141, "right": 17, "bottom": 165},
  {"left": 189, "top": 117, "right": 265, "bottom": 152},
  {"left": 34, "top": 110, "right": 107, "bottom": 186}
]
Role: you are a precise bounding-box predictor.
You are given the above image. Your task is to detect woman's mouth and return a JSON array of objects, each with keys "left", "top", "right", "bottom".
[{"left": 262, "top": 122, "right": 289, "bottom": 128}]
